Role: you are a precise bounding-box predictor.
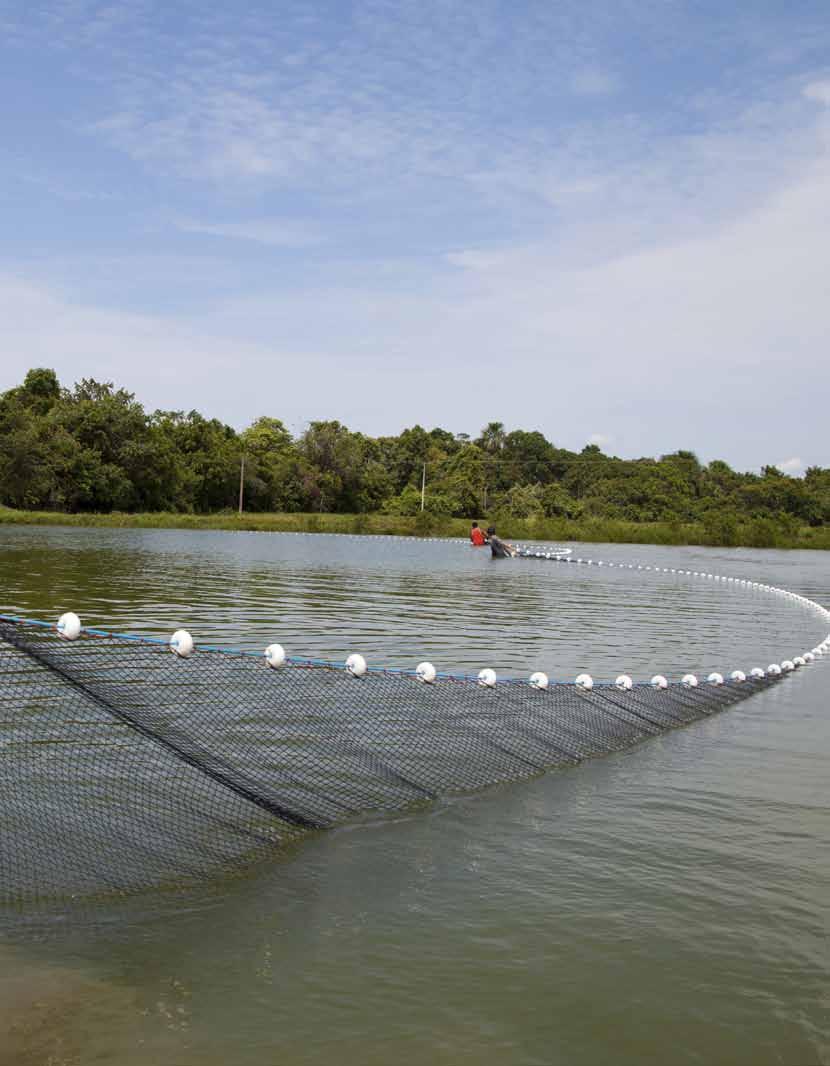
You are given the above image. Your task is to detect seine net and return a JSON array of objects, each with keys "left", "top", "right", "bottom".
[{"left": 0, "top": 616, "right": 783, "bottom": 903}]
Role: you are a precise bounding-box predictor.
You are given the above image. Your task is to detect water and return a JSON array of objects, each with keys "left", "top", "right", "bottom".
[{"left": 0, "top": 526, "right": 828, "bottom": 1066}]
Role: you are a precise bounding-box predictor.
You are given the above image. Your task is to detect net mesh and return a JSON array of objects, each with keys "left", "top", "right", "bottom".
[{"left": 0, "top": 616, "right": 788, "bottom": 903}]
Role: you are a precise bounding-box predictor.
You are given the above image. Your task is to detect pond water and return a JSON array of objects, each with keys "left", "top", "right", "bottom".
[{"left": 0, "top": 526, "right": 828, "bottom": 1066}]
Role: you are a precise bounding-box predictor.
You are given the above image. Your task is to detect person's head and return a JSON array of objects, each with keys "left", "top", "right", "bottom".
[
  {"left": 471, "top": 521, "right": 478, "bottom": 529},
  {"left": 486, "top": 526, "right": 496, "bottom": 536}
]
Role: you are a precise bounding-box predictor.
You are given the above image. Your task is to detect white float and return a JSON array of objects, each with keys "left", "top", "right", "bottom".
[
  {"left": 170, "top": 629, "right": 194, "bottom": 658},
  {"left": 265, "top": 643, "right": 286, "bottom": 668},
  {"left": 346, "top": 653, "right": 367, "bottom": 677},
  {"left": 56, "top": 612, "right": 82, "bottom": 641},
  {"left": 416, "top": 661, "right": 436, "bottom": 683}
]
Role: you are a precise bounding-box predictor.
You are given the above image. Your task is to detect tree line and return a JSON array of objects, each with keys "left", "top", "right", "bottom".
[{"left": 1, "top": 369, "right": 827, "bottom": 545}]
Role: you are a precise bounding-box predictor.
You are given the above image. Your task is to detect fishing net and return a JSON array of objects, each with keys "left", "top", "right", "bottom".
[{"left": 1, "top": 598, "right": 822, "bottom": 903}]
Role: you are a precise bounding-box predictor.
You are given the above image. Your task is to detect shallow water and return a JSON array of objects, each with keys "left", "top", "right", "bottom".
[{"left": 0, "top": 526, "right": 828, "bottom": 1065}]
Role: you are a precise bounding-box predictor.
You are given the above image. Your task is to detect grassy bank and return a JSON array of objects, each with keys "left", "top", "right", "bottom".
[{"left": 1, "top": 506, "right": 828, "bottom": 550}]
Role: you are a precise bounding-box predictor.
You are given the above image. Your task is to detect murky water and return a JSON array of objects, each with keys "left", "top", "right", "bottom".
[{"left": 0, "top": 526, "right": 828, "bottom": 1066}]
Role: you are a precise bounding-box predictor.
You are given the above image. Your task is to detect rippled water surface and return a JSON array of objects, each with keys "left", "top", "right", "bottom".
[{"left": 0, "top": 526, "right": 828, "bottom": 1066}]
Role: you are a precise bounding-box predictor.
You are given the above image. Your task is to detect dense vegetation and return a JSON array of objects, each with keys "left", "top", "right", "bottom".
[{"left": 1, "top": 368, "right": 828, "bottom": 549}]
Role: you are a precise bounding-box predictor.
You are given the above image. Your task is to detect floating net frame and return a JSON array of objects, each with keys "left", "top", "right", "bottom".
[{"left": 0, "top": 549, "right": 828, "bottom": 903}]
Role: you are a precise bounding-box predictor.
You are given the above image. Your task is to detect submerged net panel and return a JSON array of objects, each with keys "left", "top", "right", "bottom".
[{"left": 0, "top": 615, "right": 802, "bottom": 903}]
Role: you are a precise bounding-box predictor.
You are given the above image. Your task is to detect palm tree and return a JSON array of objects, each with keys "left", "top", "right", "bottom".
[
  {"left": 477, "top": 421, "right": 506, "bottom": 455},
  {"left": 476, "top": 422, "right": 507, "bottom": 510}
]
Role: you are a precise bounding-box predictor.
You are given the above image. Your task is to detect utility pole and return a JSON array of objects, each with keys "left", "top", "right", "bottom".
[
  {"left": 420, "top": 462, "right": 426, "bottom": 512},
  {"left": 238, "top": 455, "right": 245, "bottom": 515}
]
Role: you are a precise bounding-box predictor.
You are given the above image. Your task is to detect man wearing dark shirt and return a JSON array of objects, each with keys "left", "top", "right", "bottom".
[{"left": 486, "top": 526, "right": 516, "bottom": 558}]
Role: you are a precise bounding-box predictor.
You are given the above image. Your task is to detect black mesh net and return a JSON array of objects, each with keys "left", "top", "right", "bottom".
[{"left": 0, "top": 617, "right": 783, "bottom": 903}]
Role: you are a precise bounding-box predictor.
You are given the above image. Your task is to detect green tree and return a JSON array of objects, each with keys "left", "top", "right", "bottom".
[
  {"left": 541, "top": 483, "right": 582, "bottom": 519},
  {"left": 0, "top": 367, "right": 827, "bottom": 540},
  {"left": 152, "top": 410, "right": 239, "bottom": 512},
  {"left": 239, "top": 417, "right": 295, "bottom": 511},
  {"left": 16, "top": 367, "right": 61, "bottom": 416},
  {"left": 299, "top": 421, "right": 391, "bottom": 511},
  {"left": 0, "top": 399, "right": 58, "bottom": 507}
]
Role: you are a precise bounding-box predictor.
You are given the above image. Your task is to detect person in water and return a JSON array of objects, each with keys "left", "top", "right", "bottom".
[
  {"left": 486, "top": 526, "right": 516, "bottom": 558},
  {"left": 470, "top": 521, "right": 487, "bottom": 546}
]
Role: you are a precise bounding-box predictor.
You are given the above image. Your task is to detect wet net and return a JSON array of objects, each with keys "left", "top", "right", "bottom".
[{"left": 2, "top": 595, "right": 825, "bottom": 904}]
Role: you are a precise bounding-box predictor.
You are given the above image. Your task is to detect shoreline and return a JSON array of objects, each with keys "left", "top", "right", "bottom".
[{"left": 0, "top": 507, "right": 827, "bottom": 551}]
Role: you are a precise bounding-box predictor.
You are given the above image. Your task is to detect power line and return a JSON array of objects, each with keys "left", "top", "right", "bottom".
[{"left": 422, "top": 456, "right": 702, "bottom": 468}]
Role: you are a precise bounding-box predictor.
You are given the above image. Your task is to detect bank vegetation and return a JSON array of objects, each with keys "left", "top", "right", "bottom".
[{"left": 1, "top": 369, "right": 827, "bottom": 550}]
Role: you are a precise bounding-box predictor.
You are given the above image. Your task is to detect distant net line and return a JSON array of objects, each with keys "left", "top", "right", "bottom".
[{"left": 1, "top": 550, "right": 827, "bottom": 903}]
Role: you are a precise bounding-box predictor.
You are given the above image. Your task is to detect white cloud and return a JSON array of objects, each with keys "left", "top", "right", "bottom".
[
  {"left": 190, "top": 148, "right": 830, "bottom": 466},
  {"left": 0, "top": 276, "right": 293, "bottom": 422},
  {"left": 445, "top": 249, "right": 507, "bottom": 272},
  {"left": 776, "top": 457, "right": 803, "bottom": 475},
  {"left": 588, "top": 434, "right": 612, "bottom": 447},
  {"left": 803, "top": 81, "right": 830, "bottom": 106},
  {"left": 6, "top": 118, "right": 827, "bottom": 469},
  {"left": 174, "top": 218, "right": 325, "bottom": 248}
]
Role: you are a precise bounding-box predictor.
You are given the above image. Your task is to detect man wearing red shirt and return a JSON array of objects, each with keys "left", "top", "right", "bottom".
[{"left": 470, "top": 522, "right": 486, "bottom": 546}]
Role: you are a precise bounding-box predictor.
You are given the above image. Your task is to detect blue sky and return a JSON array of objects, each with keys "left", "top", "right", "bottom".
[{"left": 2, "top": 0, "right": 829, "bottom": 471}]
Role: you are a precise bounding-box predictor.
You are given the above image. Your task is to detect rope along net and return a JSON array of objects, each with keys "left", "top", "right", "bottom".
[{"left": 1, "top": 556, "right": 828, "bottom": 902}]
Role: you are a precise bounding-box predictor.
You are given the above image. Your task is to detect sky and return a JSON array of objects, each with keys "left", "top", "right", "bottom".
[{"left": 1, "top": 0, "right": 829, "bottom": 473}]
